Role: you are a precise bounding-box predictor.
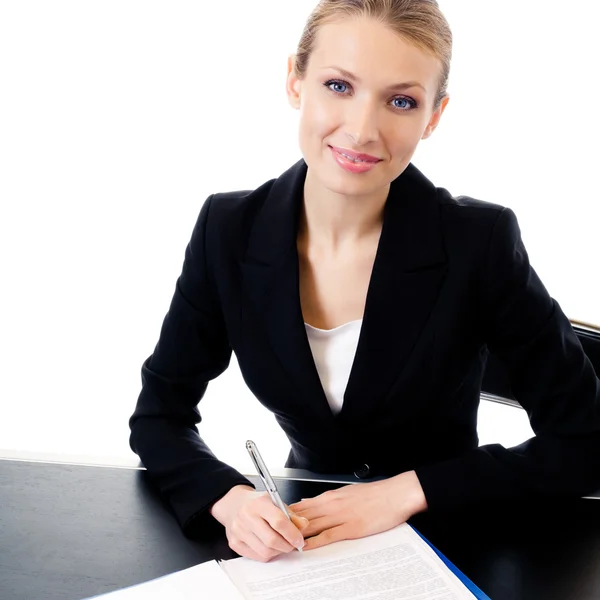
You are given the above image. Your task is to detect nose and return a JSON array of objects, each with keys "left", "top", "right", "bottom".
[{"left": 344, "top": 98, "right": 380, "bottom": 146}]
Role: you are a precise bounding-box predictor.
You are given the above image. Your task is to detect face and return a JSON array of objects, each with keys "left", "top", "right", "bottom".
[{"left": 286, "top": 16, "right": 449, "bottom": 200}]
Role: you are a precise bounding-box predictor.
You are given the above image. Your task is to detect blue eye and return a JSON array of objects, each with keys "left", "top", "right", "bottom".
[
  {"left": 393, "top": 96, "right": 416, "bottom": 110},
  {"left": 328, "top": 80, "right": 348, "bottom": 94},
  {"left": 323, "top": 79, "right": 417, "bottom": 112}
]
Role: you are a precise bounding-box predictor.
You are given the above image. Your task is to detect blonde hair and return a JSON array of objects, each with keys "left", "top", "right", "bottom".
[{"left": 293, "top": 0, "right": 452, "bottom": 109}]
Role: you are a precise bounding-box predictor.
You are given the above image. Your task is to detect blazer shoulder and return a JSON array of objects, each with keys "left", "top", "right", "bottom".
[
  {"left": 436, "top": 187, "right": 516, "bottom": 235},
  {"left": 438, "top": 186, "right": 506, "bottom": 218},
  {"left": 432, "top": 187, "right": 526, "bottom": 264},
  {"left": 198, "top": 176, "right": 278, "bottom": 256},
  {"left": 208, "top": 177, "right": 276, "bottom": 225}
]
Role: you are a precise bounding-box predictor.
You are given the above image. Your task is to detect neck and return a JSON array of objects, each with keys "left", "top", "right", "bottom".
[{"left": 298, "top": 169, "right": 389, "bottom": 253}]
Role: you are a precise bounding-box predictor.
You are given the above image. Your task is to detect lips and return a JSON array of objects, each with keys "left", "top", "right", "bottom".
[{"left": 329, "top": 145, "right": 381, "bottom": 163}]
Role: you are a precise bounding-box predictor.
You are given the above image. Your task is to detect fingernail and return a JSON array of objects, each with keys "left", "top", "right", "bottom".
[{"left": 296, "top": 539, "right": 305, "bottom": 550}]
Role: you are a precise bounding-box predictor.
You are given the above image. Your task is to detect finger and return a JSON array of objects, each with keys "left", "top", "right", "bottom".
[
  {"left": 231, "top": 537, "right": 276, "bottom": 563},
  {"left": 289, "top": 497, "right": 319, "bottom": 512},
  {"left": 239, "top": 497, "right": 304, "bottom": 552},
  {"left": 289, "top": 492, "right": 330, "bottom": 510},
  {"left": 290, "top": 490, "right": 340, "bottom": 515},
  {"left": 250, "top": 516, "right": 300, "bottom": 554},
  {"left": 289, "top": 512, "right": 309, "bottom": 531},
  {"left": 234, "top": 506, "right": 296, "bottom": 558},
  {"left": 262, "top": 506, "right": 306, "bottom": 550},
  {"left": 290, "top": 502, "right": 336, "bottom": 523},
  {"left": 303, "top": 525, "right": 347, "bottom": 551},
  {"left": 300, "top": 515, "right": 339, "bottom": 538}
]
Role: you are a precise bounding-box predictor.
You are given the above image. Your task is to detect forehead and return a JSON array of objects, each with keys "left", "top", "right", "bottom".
[{"left": 309, "top": 17, "right": 441, "bottom": 93}]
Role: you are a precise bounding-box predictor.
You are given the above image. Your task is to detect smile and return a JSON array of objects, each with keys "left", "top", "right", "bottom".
[
  {"left": 337, "top": 151, "right": 369, "bottom": 163},
  {"left": 329, "top": 146, "right": 381, "bottom": 174}
]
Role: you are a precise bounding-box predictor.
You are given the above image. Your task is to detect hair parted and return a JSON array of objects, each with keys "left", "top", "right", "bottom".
[{"left": 293, "top": 0, "right": 452, "bottom": 109}]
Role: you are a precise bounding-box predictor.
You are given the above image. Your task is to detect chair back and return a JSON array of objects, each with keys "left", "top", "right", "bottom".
[{"left": 481, "top": 322, "right": 600, "bottom": 409}]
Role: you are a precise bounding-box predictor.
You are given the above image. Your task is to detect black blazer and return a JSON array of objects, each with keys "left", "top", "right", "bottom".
[{"left": 129, "top": 158, "right": 600, "bottom": 537}]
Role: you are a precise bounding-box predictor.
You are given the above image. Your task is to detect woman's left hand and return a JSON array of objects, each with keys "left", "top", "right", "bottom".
[{"left": 288, "top": 470, "right": 427, "bottom": 551}]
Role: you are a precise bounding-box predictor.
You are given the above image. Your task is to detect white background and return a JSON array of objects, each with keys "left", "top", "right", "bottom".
[{"left": 1, "top": 1, "right": 598, "bottom": 472}]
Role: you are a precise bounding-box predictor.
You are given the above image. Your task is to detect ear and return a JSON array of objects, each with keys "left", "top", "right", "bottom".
[
  {"left": 286, "top": 54, "right": 302, "bottom": 110},
  {"left": 422, "top": 95, "right": 450, "bottom": 139}
]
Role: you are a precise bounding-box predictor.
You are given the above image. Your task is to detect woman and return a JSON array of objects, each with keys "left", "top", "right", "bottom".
[{"left": 129, "top": 0, "right": 600, "bottom": 563}]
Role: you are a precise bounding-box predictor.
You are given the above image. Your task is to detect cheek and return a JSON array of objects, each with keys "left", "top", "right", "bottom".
[
  {"left": 299, "top": 96, "right": 339, "bottom": 137},
  {"left": 388, "top": 118, "right": 430, "bottom": 149}
]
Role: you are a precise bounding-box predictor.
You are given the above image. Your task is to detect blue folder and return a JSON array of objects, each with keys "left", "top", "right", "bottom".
[{"left": 410, "top": 525, "right": 491, "bottom": 599}]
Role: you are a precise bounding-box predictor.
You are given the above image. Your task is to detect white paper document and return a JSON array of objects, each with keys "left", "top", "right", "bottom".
[
  {"left": 84, "top": 559, "right": 244, "bottom": 600},
  {"left": 221, "top": 523, "right": 475, "bottom": 599},
  {"left": 85, "top": 523, "right": 476, "bottom": 600}
]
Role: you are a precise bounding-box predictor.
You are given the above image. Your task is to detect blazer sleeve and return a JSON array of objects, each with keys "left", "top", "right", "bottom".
[
  {"left": 129, "top": 195, "right": 255, "bottom": 537},
  {"left": 415, "top": 207, "right": 600, "bottom": 511}
]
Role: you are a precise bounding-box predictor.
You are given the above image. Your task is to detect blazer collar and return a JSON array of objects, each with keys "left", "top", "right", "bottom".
[
  {"left": 241, "top": 158, "right": 447, "bottom": 425},
  {"left": 244, "top": 157, "right": 445, "bottom": 270}
]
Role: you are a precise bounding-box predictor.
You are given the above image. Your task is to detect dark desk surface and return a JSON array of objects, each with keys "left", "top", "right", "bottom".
[{"left": 2, "top": 458, "right": 600, "bottom": 600}]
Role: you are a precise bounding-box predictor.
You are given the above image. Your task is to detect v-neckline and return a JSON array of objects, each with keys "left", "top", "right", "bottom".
[
  {"left": 297, "top": 220, "right": 388, "bottom": 422},
  {"left": 239, "top": 158, "right": 448, "bottom": 425},
  {"left": 304, "top": 318, "right": 363, "bottom": 333}
]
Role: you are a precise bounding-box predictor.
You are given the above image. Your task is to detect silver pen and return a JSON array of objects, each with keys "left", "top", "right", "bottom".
[{"left": 246, "top": 440, "right": 304, "bottom": 552}]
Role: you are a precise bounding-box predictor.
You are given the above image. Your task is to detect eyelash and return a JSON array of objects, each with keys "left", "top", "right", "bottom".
[{"left": 323, "top": 79, "right": 418, "bottom": 112}]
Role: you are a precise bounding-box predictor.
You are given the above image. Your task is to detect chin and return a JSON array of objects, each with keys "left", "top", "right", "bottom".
[{"left": 325, "top": 173, "right": 381, "bottom": 197}]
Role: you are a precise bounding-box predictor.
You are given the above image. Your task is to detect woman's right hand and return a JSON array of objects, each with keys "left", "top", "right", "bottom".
[{"left": 209, "top": 485, "right": 309, "bottom": 562}]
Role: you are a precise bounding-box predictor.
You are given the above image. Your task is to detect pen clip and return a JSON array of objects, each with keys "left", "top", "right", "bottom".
[
  {"left": 246, "top": 440, "right": 268, "bottom": 482},
  {"left": 246, "top": 440, "right": 284, "bottom": 500}
]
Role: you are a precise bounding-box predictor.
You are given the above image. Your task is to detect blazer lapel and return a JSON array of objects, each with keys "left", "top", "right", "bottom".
[
  {"left": 240, "top": 158, "right": 447, "bottom": 424},
  {"left": 240, "top": 159, "right": 334, "bottom": 422},
  {"left": 339, "top": 164, "right": 448, "bottom": 423}
]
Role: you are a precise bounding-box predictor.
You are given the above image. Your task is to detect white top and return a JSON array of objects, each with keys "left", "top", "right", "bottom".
[{"left": 304, "top": 319, "right": 363, "bottom": 415}]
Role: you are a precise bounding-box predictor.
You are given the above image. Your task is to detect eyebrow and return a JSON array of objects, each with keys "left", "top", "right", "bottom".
[{"left": 322, "top": 66, "right": 426, "bottom": 93}]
